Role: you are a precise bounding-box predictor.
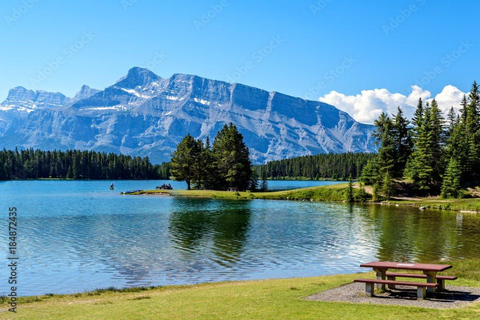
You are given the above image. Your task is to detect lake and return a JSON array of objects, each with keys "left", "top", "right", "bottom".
[{"left": 1, "top": 180, "right": 479, "bottom": 296}]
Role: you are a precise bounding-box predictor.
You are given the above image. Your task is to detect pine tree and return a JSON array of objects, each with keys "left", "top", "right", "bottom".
[
  {"left": 464, "top": 82, "right": 480, "bottom": 185},
  {"left": 446, "top": 106, "right": 457, "bottom": 139},
  {"left": 382, "top": 171, "right": 394, "bottom": 200},
  {"left": 373, "top": 112, "right": 395, "bottom": 176},
  {"left": 405, "top": 102, "right": 432, "bottom": 192},
  {"left": 405, "top": 100, "right": 445, "bottom": 193},
  {"left": 202, "top": 137, "right": 221, "bottom": 190},
  {"left": 445, "top": 106, "right": 458, "bottom": 159},
  {"left": 429, "top": 99, "right": 446, "bottom": 182},
  {"left": 360, "top": 113, "right": 402, "bottom": 187},
  {"left": 450, "top": 96, "right": 469, "bottom": 184},
  {"left": 359, "top": 157, "right": 379, "bottom": 185},
  {"left": 170, "top": 134, "right": 197, "bottom": 190},
  {"left": 460, "top": 95, "right": 468, "bottom": 123},
  {"left": 391, "top": 107, "right": 413, "bottom": 177},
  {"left": 441, "top": 157, "right": 462, "bottom": 198},
  {"left": 411, "top": 98, "right": 424, "bottom": 142},
  {"left": 212, "top": 123, "right": 252, "bottom": 190},
  {"left": 191, "top": 139, "right": 205, "bottom": 189}
]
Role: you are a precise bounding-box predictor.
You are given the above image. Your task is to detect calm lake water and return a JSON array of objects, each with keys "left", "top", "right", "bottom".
[{"left": 1, "top": 180, "right": 479, "bottom": 296}]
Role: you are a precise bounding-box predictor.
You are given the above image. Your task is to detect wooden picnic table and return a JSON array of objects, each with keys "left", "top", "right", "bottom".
[{"left": 359, "top": 261, "right": 452, "bottom": 293}]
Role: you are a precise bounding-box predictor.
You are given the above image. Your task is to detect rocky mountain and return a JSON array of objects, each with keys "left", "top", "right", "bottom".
[
  {"left": 73, "top": 85, "right": 101, "bottom": 102},
  {"left": 1, "top": 86, "right": 70, "bottom": 111},
  {"left": 0, "top": 67, "right": 377, "bottom": 164}
]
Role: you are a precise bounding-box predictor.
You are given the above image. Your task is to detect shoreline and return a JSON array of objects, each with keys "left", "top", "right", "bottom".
[
  {"left": 3, "top": 258, "right": 478, "bottom": 299},
  {"left": 2, "top": 258, "right": 479, "bottom": 319},
  {"left": 2, "top": 267, "right": 475, "bottom": 302},
  {"left": 125, "top": 184, "right": 480, "bottom": 213}
]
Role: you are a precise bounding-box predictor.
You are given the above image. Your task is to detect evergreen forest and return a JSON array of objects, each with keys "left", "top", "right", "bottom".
[
  {"left": 361, "top": 81, "right": 480, "bottom": 199},
  {"left": 0, "top": 148, "right": 169, "bottom": 180},
  {"left": 254, "top": 152, "right": 376, "bottom": 181}
]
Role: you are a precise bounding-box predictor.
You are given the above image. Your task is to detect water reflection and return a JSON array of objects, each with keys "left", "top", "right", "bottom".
[
  {"left": 169, "top": 199, "right": 252, "bottom": 267},
  {"left": 23, "top": 210, "right": 170, "bottom": 287},
  {"left": 2, "top": 180, "right": 480, "bottom": 296},
  {"left": 369, "top": 205, "right": 480, "bottom": 262}
]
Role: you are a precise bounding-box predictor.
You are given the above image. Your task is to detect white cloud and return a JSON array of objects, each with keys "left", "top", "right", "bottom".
[
  {"left": 319, "top": 85, "right": 466, "bottom": 124},
  {"left": 427, "top": 85, "right": 465, "bottom": 114}
]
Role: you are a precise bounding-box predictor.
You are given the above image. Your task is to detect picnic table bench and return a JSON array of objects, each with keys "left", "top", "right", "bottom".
[
  {"left": 385, "top": 272, "right": 457, "bottom": 291},
  {"left": 354, "top": 278, "right": 438, "bottom": 299},
  {"left": 355, "top": 261, "right": 456, "bottom": 299}
]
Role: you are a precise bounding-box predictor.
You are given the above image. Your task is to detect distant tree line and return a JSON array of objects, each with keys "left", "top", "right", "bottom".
[
  {"left": 170, "top": 123, "right": 253, "bottom": 190},
  {"left": 0, "top": 148, "right": 170, "bottom": 180},
  {"left": 254, "top": 152, "right": 376, "bottom": 180},
  {"left": 361, "top": 81, "right": 480, "bottom": 198}
]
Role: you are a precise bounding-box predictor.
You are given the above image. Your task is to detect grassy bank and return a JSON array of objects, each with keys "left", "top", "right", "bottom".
[
  {"left": 128, "top": 183, "right": 349, "bottom": 202},
  {"left": 388, "top": 198, "right": 480, "bottom": 212},
  {"left": 2, "top": 258, "right": 479, "bottom": 320},
  {"left": 129, "top": 183, "right": 480, "bottom": 213}
]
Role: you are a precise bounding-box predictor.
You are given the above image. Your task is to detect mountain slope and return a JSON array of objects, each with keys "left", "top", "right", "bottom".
[{"left": 0, "top": 68, "right": 376, "bottom": 164}]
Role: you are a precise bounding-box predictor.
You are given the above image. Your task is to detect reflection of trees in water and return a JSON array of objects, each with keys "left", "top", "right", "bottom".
[
  {"left": 85, "top": 213, "right": 168, "bottom": 284},
  {"left": 24, "top": 200, "right": 480, "bottom": 293},
  {"left": 25, "top": 199, "right": 253, "bottom": 289},
  {"left": 169, "top": 199, "right": 252, "bottom": 267},
  {"left": 372, "top": 205, "right": 421, "bottom": 262},
  {"left": 371, "top": 205, "right": 480, "bottom": 262}
]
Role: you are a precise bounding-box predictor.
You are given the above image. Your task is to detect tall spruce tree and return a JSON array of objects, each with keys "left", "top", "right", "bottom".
[
  {"left": 453, "top": 95, "right": 470, "bottom": 184},
  {"left": 202, "top": 136, "right": 220, "bottom": 190},
  {"left": 212, "top": 123, "right": 252, "bottom": 190},
  {"left": 464, "top": 82, "right": 480, "bottom": 185},
  {"left": 373, "top": 112, "right": 395, "bottom": 176},
  {"left": 460, "top": 95, "right": 468, "bottom": 123},
  {"left": 405, "top": 100, "right": 445, "bottom": 193},
  {"left": 191, "top": 139, "right": 205, "bottom": 189},
  {"left": 360, "top": 113, "right": 393, "bottom": 190},
  {"left": 170, "top": 125, "right": 254, "bottom": 191},
  {"left": 392, "top": 107, "right": 413, "bottom": 177},
  {"left": 445, "top": 107, "right": 464, "bottom": 170},
  {"left": 429, "top": 99, "right": 446, "bottom": 178},
  {"left": 441, "top": 157, "right": 462, "bottom": 198},
  {"left": 446, "top": 106, "right": 457, "bottom": 144},
  {"left": 411, "top": 98, "right": 424, "bottom": 142},
  {"left": 359, "top": 157, "right": 380, "bottom": 185},
  {"left": 170, "top": 134, "right": 198, "bottom": 190},
  {"left": 361, "top": 108, "right": 412, "bottom": 193}
]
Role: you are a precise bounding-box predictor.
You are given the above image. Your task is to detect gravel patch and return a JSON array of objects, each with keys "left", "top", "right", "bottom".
[{"left": 306, "top": 282, "right": 480, "bottom": 309}]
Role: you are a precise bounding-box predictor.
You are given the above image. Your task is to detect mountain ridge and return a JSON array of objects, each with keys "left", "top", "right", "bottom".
[{"left": 0, "top": 67, "right": 377, "bottom": 164}]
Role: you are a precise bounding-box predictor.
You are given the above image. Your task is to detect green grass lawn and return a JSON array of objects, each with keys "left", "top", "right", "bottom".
[{"left": 1, "top": 259, "right": 479, "bottom": 319}]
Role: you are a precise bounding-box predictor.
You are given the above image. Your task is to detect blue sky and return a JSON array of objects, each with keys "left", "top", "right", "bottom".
[{"left": 1, "top": 0, "right": 478, "bottom": 122}]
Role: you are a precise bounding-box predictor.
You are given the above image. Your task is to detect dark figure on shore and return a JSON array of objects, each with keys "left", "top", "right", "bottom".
[{"left": 156, "top": 183, "right": 173, "bottom": 190}]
